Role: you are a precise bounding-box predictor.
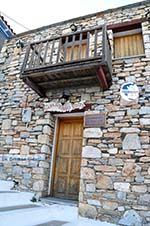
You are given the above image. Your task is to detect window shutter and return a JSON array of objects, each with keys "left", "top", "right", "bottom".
[{"left": 114, "top": 33, "right": 144, "bottom": 58}]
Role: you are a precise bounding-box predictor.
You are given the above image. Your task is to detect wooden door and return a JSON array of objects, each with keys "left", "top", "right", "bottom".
[{"left": 53, "top": 118, "right": 83, "bottom": 200}]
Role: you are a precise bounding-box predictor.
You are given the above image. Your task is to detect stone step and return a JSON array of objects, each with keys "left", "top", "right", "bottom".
[{"left": 41, "top": 197, "right": 77, "bottom": 207}]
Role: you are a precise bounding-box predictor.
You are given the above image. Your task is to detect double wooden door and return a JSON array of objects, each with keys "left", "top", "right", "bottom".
[{"left": 53, "top": 118, "right": 83, "bottom": 200}]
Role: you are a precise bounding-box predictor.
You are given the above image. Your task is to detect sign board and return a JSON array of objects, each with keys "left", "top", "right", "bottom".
[
  {"left": 84, "top": 113, "right": 106, "bottom": 128},
  {"left": 22, "top": 108, "right": 32, "bottom": 123},
  {"left": 120, "top": 82, "right": 139, "bottom": 102},
  {"left": 44, "top": 101, "right": 86, "bottom": 113}
]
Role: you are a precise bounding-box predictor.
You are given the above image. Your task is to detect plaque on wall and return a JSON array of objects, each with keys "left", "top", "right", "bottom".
[
  {"left": 120, "top": 82, "right": 139, "bottom": 102},
  {"left": 84, "top": 113, "right": 106, "bottom": 128}
]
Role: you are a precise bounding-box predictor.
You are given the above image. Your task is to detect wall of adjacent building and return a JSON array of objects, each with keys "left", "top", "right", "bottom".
[
  {"left": 0, "top": 32, "right": 6, "bottom": 51},
  {"left": 0, "top": 17, "right": 14, "bottom": 51},
  {"left": 0, "top": 1, "right": 150, "bottom": 225}
]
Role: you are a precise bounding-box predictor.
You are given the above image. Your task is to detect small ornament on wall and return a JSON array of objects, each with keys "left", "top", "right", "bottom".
[
  {"left": 44, "top": 100, "right": 86, "bottom": 112},
  {"left": 120, "top": 82, "right": 139, "bottom": 106}
]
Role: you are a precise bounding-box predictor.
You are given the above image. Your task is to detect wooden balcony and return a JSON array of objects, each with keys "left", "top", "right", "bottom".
[{"left": 21, "top": 25, "right": 112, "bottom": 97}]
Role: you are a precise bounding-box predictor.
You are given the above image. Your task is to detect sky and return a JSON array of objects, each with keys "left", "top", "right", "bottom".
[{"left": 0, "top": 0, "right": 143, "bottom": 34}]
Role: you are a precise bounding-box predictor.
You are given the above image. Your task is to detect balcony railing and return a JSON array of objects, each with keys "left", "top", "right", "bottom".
[{"left": 21, "top": 25, "right": 112, "bottom": 96}]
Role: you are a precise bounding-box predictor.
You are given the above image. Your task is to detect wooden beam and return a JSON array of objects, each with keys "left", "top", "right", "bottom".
[
  {"left": 63, "top": 36, "right": 69, "bottom": 62},
  {"left": 56, "top": 38, "right": 62, "bottom": 63},
  {"left": 107, "top": 18, "right": 146, "bottom": 31},
  {"left": 23, "top": 77, "right": 45, "bottom": 97},
  {"left": 71, "top": 34, "right": 76, "bottom": 61},
  {"left": 50, "top": 40, "right": 55, "bottom": 64},
  {"left": 38, "top": 75, "right": 95, "bottom": 87},
  {"left": 94, "top": 29, "right": 98, "bottom": 57},
  {"left": 113, "top": 28, "right": 142, "bottom": 37},
  {"left": 21, "top": 44, "right": 31, "bottom": 75},
  {"left": 64, "top": 39, "right": 87, "bottom": 47},
  {"left": 43, "top": 41, "right": 49, "bottom": 65},
  {"left": 102, "top": 25, "right": 107, "bottom": 62},
  {"left": 78, "top": 32, "right": 83, "bottom": 59},
  {"left": 97, "top": 65, "right": 108, "bottom": 90},
  {"left": 86, "top": 32, "right": 90, "bottom": 58}
]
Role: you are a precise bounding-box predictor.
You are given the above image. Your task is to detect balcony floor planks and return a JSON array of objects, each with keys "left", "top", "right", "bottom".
[
  {"left": 33, "top": 67, "right": 98, "bottom": 82},
  {"left": 38, "top": 75, "right": 98, "bottom": 90},
  {"left": 21, "top": 57, "right": 102, "bottom": 78},
  {"left": 21, "top": 58, "right": 111, "bottom": 94}
]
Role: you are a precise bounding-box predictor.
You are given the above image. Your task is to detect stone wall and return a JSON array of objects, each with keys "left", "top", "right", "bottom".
[
  {"left": 0, "top": 48, "right": 55, "bottom": 195},
  {"left": 0, "top": 0, "right": 150, "bottom": 225},
  {"left": 79, "top": 56, "right": 150, "bottom": 225}
]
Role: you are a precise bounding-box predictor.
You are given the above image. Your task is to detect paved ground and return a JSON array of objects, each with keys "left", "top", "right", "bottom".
[
  {"left": 0, "top": 204, "right": 39, "bottom": 212},
  {"left": 0, "top": 181, "right": 117, "bottom": 226},
  {"left": 35, "top": 221, "right": 68, "bottom": 226}
]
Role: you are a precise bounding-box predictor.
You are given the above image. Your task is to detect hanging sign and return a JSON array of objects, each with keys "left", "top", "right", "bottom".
[
  {"left": 44, "top": 101, "right": 86, "bottom": 112},
  {"left": 120, "top": 82, "right": 139, "bottom": 102}
]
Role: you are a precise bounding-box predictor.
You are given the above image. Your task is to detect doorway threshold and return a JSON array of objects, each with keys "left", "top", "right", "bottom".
[{"left": 41, "top": 197, "right": 78, "bottom": 207}]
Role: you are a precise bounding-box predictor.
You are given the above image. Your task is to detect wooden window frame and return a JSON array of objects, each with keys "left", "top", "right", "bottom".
[
  {"left": 112, "top": 21, "right": 145, "bottom": 59},
  {"left": 113, "top": 28, "right": 142, "bottom": 38}
]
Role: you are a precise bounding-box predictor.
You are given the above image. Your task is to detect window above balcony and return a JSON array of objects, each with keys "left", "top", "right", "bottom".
[
  {"left": 113, "top": 23, "right": 144, "bottom": 58},
  {"left": 21, "top": 25, "right": 112, "bottom": 97}
]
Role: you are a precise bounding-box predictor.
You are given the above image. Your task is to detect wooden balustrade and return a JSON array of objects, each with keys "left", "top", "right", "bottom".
[{"left": 21, "top": 25, "right": 112, "bottom": 96}]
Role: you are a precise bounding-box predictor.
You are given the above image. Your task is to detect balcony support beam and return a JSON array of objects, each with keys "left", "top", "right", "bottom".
[
  {"left": 23, "top": 77, "right": 45, "bottom": 97},
  {"left": 97, "top": 65, "right": 109, "bottom": 90}
]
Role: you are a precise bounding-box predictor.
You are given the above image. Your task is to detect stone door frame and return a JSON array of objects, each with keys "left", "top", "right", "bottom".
[{"left": 48, "top": 112, "right": 84, "bottom": 196}]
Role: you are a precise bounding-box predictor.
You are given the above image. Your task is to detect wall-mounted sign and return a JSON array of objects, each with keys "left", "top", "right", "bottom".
[
  {"left": 22, "top": 108, "right": 32, "bottom": 123},
  {"left": 0, "top": 71, "right": 5, "bottom": 81},
  {"left": 0, "top": 154, "right": 46, "bottom": 161},
  {"left": 84, "top": 113, "right": 106, "bottom": 128},
  {"left": 44, "top": 101, "right": 85, "bottom": 113},
  {"left": 120, "top": 82, "right": 139, "bottom": 102}
]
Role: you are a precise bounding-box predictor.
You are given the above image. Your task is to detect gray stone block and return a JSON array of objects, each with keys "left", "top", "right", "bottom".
[
  {"left": 139, "top": 107, "right": 150, "bottom": 115},
  {"left": 119, "top": 210, "right": 142, "bottom": 226},
  {"left": 122, "top": 134, "right": 141, "bottom": 150}
]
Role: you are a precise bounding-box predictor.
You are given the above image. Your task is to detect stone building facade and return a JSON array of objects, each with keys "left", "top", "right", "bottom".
[{"left": 0, "top": 1, "right": 150, "bottom": 225}]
